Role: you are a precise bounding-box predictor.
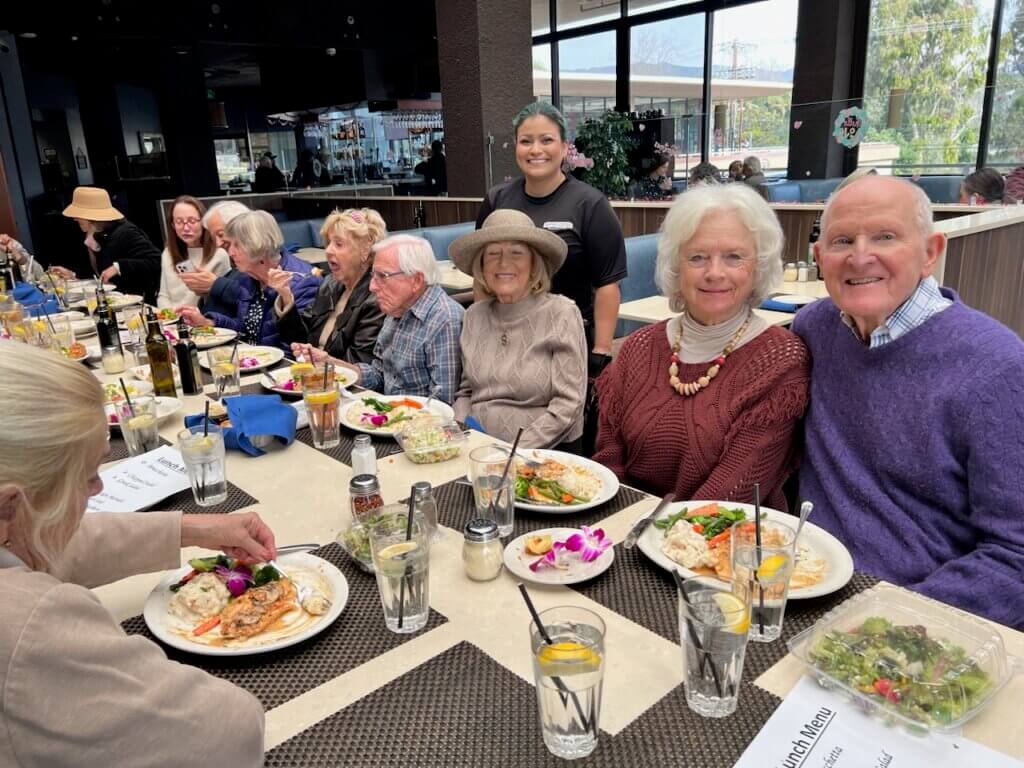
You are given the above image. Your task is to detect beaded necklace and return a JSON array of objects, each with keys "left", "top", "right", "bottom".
[{"left": 668, "top": 310, "right": 751, "bottom": 396}]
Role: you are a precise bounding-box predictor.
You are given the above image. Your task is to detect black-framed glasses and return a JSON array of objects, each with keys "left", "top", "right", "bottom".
[{"left": 370, "top": 268, "right": 407, "bottom": 283}]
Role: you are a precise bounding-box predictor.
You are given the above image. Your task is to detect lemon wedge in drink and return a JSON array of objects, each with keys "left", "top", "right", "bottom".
[
  {"left": 377, "top": 540, "right": 419, "bottom": 561},
  {"left": 126, "top": 414, "right": 156, "bottom": 430},
  {"left": 305, "top": 389, "right": 339, "bottom": 406},
  {"left": 537, "top": 641, "right": 602, "bottom": 675},
  {"left": 290, "top": 362, "right": 314, "bottom": 378},
  {"left": 756, "top": 554, "right": 789, "bottom": 580},
  {"left": 213, "top": 362, "right": 237, "bottom": 377},
  {"left": 712, "top": 592, "right": 751, "bottom": 634}
]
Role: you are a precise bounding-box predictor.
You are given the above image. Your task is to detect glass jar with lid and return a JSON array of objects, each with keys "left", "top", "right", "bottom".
[
  {"left": 783, "top": 262, "right": 799, "bottom": 282},
  {"left": 340, "top": 474, "right": 385, "bottom": 572},
  {"left": 462, "top": 518, "right": 504, "bottom": 581}
]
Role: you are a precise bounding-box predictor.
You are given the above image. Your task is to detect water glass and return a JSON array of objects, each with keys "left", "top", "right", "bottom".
[
  {"left": 468, "top": 444, "right": 515, "bottom": 537},
  {"left": 49, "top": 315, "right": 75, "bottom": 354},
  {"left": 117, "top": 396, "right": 161, "bottom": 456},
  {"left": 368, "top": 505, "right": 431, "bottom": 633},
  {"left": 730, "top": 518, "right": 796, "bottom": 643},
  {"left": 208, "top": 346, "right": 240, "bottom": 399},
  {"left": 178, "top": 425, "right": 228, "bottom": 507},
  {"left": 678, "top": 586, "right": 750, "bottom": 717},
  {"left": 301, "top": 366, "right": 340, "bottom": 449},
  {"left": 529, "top": 605, "right": 606, "bottom": 760},
  {"left": 122, "top": 305, "right": 146, "bottom": 346},
  {"left": 1, "top": 301, "right": 24, "bottom": 337}
]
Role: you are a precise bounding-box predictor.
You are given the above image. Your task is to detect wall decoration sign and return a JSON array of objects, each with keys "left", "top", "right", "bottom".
[{"left": 833, "top": 106, "right": 867, "bottom": 148}]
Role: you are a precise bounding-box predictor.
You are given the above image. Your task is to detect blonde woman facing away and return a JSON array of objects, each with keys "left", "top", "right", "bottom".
[{"left": 0, "top": 343, "right": 274, "bottom": 767}]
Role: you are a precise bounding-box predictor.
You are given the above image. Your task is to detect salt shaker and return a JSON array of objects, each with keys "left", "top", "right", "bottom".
[
  {"left": 351, "top": 434, "right": 377, "bottom": 477},
  {"left": 796, "top": 261, "right": 809, "bottom": 282},
  {"left": 462, "top": 518, "right": 503, "bottom": 581},
  {"left": 412, "top": 481, "right": 439, "bottom": 541}
]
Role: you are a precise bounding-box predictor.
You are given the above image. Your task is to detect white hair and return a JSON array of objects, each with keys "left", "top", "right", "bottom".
[
  {"left": 372, "top": 234, "right": 440, "bottom": 284},
  {"left": 202, "top": 199, "right": 249, "bottom": 228},
  {"left": 224, "top": 209, "right": 283, "bottom": 264},
  {"left": 743, "top": 156, "right": 762, "bottom": 174},
  {"left": 655, "top": 183, "right": 783, "bottom": 313},
  {"left": 820, "top": 175, "right": 934, "bottom": 240}
]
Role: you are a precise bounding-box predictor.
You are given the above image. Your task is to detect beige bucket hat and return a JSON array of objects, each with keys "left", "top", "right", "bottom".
[
  {"left": 449, "top": 209, "right": 568, "bottom": 277},
  {"left": 62, "top": 187, "right": 124, "bottom": 221}
]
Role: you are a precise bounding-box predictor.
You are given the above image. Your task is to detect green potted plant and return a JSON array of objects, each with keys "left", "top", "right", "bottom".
[{"left": 572, "top": 110, "right": 637, "bottom": 198}]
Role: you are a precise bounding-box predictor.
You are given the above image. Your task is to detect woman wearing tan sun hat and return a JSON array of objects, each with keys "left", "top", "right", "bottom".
[
  {"left": 449, "top": 208, "right": 587, "bottom": 451},
  {"left": 59, "top": 186, "right": 162, "bottom": 304}
]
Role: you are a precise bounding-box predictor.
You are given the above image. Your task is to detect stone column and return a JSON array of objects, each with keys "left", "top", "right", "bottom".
[{"left": 435, "top": 0, "right": 533, "bottom": 197}]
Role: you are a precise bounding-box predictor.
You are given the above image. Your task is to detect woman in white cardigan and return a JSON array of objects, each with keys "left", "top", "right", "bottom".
[{"left": 157, "top": 195, "right": 230, "bottom": 308}]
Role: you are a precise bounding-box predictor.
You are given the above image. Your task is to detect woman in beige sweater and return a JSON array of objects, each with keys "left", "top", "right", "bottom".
[
  {"left": 0, "top": 343, "right": 273, "bottom": 767},
  {"left": 449, "top": 209, "right": 587, "bottom": 450}
]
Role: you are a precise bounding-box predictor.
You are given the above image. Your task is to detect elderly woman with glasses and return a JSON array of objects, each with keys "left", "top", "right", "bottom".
[
  {"left": 448, "top": 209, "right": 586, "bottom": 449},
  {"left": 177, "top": 210, "right": 320, "bottom": 352},
  {"left": 594, "top": 184, "right": 810, "bottom": 509},
  {"left": 281, "top": 207, "right": 387, "bottom": 365},
  {"left": 325, "top": 234, "right": 464, "bottom": 404},
  {"left": 0, "top": 343, "right": 272, "bottom": 765}
]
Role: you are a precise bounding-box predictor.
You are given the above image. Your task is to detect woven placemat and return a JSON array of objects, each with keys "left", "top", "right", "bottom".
[
  {"left": 572, "top": 549, "right": 879, "bottom": 680},
  {"left": 431, "top": 478, "right": 647, "bottom": 538},
  {"left": 158, "top": 480, "right": 259, "bottom": 515},
  {"left": 293, "top": 426, "right": 404, "bottom": 465},
  {"left": 265, "top": 640, "right": 783, "bottom": 768},
  {"left": 106, "top": 433, "right": 170, "bottom": 462},
  {"left": 121, "top": 543, "right": 447, "bottom": 710}
]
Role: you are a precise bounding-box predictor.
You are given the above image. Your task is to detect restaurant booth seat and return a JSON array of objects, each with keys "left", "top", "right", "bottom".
[
  {"left": 616, "top": 233, "right": 660, "bottom": 339},
  {"left": 279, "top": 219, "right": 317, "bottom": 250}
]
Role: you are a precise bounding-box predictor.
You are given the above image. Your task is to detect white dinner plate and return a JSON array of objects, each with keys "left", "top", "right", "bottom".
[
  {"left": 130, "top": 363, "right": 182, "bottom": 385},
  {"left": 144, "top": 552, "right": 349, "bottom": 657},
  {"left": 171, "top": 326, "right": 238, "bottom": 349},
  {"left": 261, "top": 365, "right": 358, "bottom": 397},
  {"left": 51, "top": 310, "right": 85, "bottom": 321},
  {"left": 635, "top": 500, "right": 854, "bottom": 600},
  {"left": 198, "top": 344, "right": 284, "bottom": 372},
  {"left": 105, "top": 396, "right": 183, "bottom": 429},
  {"left": 342, "top": 395, "right": 455, "bottom": 438},
  {"left": 772, "top": 294, "right": 818, "bottom": 306},
  {"left": 103, "top": 293, "right": 144, "bottom": 310},
  {"left": 102, "top": 380, "right": 154, "bottom": 404},
  {"left": 511, "top": 449, "right": 620, "bottom": 514},
  {"left": 71, "top": 319, "right": 97, "bottom": 337},
  {"left": 504, "top": 527, "right": 615, "bottom": 586}
]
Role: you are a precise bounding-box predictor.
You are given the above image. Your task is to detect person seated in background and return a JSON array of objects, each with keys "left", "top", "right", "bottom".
[
  {"left": 1003, "top": 163, "right": 1024, "bottom": 203},
  {"left": 688, "top": 162, "right": 721, "bottom": 187},
  {"left": 177, "top": 210, "right": 320, "bottom": 352},
  {"left": 252, "top": 152, "right": 286, "bottom": 193},
  {"left": 594, "top": 184, "right": 810, "bottom": 507},
  {"left": 327, "top": 235, "right": 463, "bottom": 404},
  {"left": 727, "top": 160, "right": 745, "bottom": 182},
  {"left": 0, "top": 342, "right": 271, "bottom": 765},
  {"left": 0, "top": 234, "right": 46, "bottom": 282},
  {"left": 741, "top": 156, "right": 766, "bottom": 186},
  {"left": 959, "top": 167, "right": 1005, "bottom": 205},
  {"left": 178, "top": 200, "right": 249, "bottom": 316},
  {"left": 282, "top": 208, "right": 387, "bottom": 366},
  {"left": 58, "top": 186, "right": 162, "bottom": 305},
  {"left": 449, "top": 209, "right": 586, "bottom": 450},
  {"left": 638, "top": 151, "right": 674, "bottom": 199},
  {"left": 156, "top": 195, "right": 230, "bottom": 308},
  {"left": 795, "top": 175, "right": 1024, "bottom": 629}
]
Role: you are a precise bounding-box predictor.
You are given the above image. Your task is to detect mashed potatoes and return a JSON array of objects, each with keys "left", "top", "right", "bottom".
[
  {"left": 662, "top": 520, "right": 716, "bottom": 569},
  {"left": 169, "top": 572, "right": 231, "bottom": 622}
]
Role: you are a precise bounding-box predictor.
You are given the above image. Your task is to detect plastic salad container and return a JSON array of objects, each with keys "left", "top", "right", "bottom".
[
  {"left": 394, "top": 415, "right": 466, "bottom": 464},
  {"left": 787, "top": 585, "right": 1020, "bottom": 732}
]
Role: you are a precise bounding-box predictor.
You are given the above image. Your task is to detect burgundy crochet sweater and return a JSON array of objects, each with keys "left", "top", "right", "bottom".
[{"left": 593, "top": 321, "right": 810, "bottom": 510}]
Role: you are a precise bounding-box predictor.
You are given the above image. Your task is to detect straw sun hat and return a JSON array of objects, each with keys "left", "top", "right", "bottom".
[
  {"left": 449, "top": 209, "right": 568, "bottom": 277},
  {"left": 61, "top": 187, "right": 124, "bottom": 222}
]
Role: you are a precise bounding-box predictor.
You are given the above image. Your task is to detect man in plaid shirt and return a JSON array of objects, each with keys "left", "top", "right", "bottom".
[{"left": 354, "top": 234, "right": 464, "bottom": 403}]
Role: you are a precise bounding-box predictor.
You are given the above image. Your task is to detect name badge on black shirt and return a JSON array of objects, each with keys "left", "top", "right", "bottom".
[{"left": 542, "top": 221, "right": 573, "bottom": 232}]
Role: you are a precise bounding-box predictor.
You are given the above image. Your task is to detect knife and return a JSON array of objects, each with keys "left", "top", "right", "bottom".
[{"left": 623, "top": 493, "right": 675, "bottom": 550}]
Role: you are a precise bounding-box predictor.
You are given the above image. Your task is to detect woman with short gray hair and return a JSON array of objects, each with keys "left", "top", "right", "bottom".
[
  {"left": 593, "top": 184, "right": 810, "bottom": 510},
  {"left": 178, "top": 210, "right": 321, "bottom": 351}
]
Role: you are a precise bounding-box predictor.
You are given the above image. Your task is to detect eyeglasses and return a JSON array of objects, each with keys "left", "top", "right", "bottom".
[
  {"left": 173, "top": 217, "right": 200, "bottom": 227},
  {"left": 683, "top": 253, "right": 753, "bottom": 270},
  {"left": 370, "top": 268, "right": 407, "bottom": 283}
]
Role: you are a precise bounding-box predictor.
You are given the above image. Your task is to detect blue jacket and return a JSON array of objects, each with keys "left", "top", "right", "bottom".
[
  {"left": 201, "top": 268, "right": 246, "bottom": 317},
  {"left": 205, "top": 251, "right": 320, "bottom": 352}
]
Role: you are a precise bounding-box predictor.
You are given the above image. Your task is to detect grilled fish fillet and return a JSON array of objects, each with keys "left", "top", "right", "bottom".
[{"left": 220, "top": 578, "right": 297, "bottom": 639}]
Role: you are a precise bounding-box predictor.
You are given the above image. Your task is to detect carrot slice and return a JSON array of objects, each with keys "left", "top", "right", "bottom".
[
  {"left": 192, "top": 615, "right": 221, "bottom": 636},
  {"left": 684, "top": 503, "right": 721, "bottom": 519},
  {"left": 708, "top": 529, "right": 733, "bottom": 548}
]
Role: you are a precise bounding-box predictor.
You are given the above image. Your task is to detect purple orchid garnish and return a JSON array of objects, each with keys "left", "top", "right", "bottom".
[
  {"left": 361, "top": 412, "right": 387, "bottom": 426},
  {"left": 563, "top": 526, "right": 612, "bottom": 563},
  {"left": 214, "top": 563, "right": 254, "bottom": 597},
  {"left": 529, "top": 541, "right": 569, "bottom": 572}
]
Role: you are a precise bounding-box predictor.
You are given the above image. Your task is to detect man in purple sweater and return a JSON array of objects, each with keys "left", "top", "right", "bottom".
[{"left": 794, "top": 175, "right": 1024, "bottom": 629}]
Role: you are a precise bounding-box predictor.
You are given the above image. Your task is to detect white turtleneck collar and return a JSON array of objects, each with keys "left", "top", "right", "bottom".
[{"left": 665, "top": 306, "right": 770, "bottom": 363}]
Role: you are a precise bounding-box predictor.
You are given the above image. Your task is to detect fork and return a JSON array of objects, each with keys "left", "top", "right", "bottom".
[{"left": 270, "top": 559, "right": 312, "bottom": 604}]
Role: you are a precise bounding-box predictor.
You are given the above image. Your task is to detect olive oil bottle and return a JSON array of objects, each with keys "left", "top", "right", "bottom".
[{"left": 145, "top": 308, "right": 177, "bottom": 397}]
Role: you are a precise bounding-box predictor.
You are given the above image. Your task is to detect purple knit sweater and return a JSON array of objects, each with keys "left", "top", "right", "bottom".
[{"left": 794, "top": 290, "right": 1024, "bottom": 629}]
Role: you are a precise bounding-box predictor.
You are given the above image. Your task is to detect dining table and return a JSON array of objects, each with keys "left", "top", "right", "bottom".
[{"left": 83, "top": 340, "right": 1024, "bottom": 767}]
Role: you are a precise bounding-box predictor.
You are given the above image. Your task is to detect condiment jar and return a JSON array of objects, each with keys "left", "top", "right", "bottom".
[
  {"left": 101, "top": 345, "right": 125, "bottom": 374},
  {"left": 807, "top": 261, "right": 819, "bottom": 281},
  {"left": 462, "top": 518, "right": 504, "bottom": 582},
  {"left": 782, "top": 261, "right": 798, "bottom": 282},
  {"left": 351, "top": 434, "right": 377, "bottom": 477},
  {"left": 796, "top": 261, "right": 809, "bottom": 282},
  {"left": 349, "top": 474, "right": 384, "bottom": 526}
]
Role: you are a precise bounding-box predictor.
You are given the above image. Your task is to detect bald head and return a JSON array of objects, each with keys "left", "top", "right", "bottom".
[{"left": 822, "top": 175, "right": 934, "bottom": 241}]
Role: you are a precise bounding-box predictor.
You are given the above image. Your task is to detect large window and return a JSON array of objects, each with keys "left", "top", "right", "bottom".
[
  {"left": 987, "top": 0, "right": 1024, "bottom": 168},
  {"left": 710, "top": 0, "right": 797, "bottom": 174},
  {"left": 862, "top": 0, "right": 996, "bottom": 174},
  {"left": 533, "top": 44, "right": 553, "bottom": 102},
  {"left": 556, "top": 0, "right": 620, "bottom": 31},
  {"left": 558, "top": 31, "right": 617, "bottom": 139}
]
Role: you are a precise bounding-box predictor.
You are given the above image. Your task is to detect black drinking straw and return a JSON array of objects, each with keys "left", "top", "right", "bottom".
[
  {"left": 198, "top": 401, "right": 211, "bottom": 502},
  {"left": 397, "top": 492, "right": 416, "bottom": 629},
  {"left": 753, "top": 482, "right": 765, "bottom": 637},
  {"left": 118, "top": 377, "right": 136, "bottom": 418},
  {"left": 322, "top": 361, "right": 330, "bottom": 390},
  {"left": 516, "top": 583, "right": 592, "bottom": 733},
  {"left": 672, "top": 569, "right": 725, "bottom": 698},
  {"left": 488, "top": 427, "right": 524, "bottom": 528}
]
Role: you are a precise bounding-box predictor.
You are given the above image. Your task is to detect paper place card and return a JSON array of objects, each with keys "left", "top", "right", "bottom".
[
  {"left": 87, "top": 445, "right": 191, "bottom": 513},
  {"left": 735, "top": 676, "right": 1021, "bottom": 768}
]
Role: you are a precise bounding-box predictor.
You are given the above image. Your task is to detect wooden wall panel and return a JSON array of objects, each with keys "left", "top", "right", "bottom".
[{"left": 943, "top": 222, "right": 1024, "bottom": 337}]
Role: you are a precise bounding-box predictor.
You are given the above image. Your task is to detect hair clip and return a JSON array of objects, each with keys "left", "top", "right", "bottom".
[{"left": 348, "top": 210, "right": 364, "bottom": 224}]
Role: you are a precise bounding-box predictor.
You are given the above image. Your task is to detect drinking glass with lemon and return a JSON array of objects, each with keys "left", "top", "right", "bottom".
[
  {"left": 209, "top": 346, "right": 241, "bottom": 400},
  {"left": 678, "top": 587, "right": 751, "bottom": 717},
  {"left": 301, "top": 365, "right": 340, "bottom": 449},
  {"left": 729, "top": 518, "right": 796, "bottom": 643},
  {"left": 367, "top": 506, "right": 431, "bottom": 633}
]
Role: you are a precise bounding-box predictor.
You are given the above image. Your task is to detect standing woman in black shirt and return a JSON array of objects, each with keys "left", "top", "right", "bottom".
[{"left": 475, "top": 102, "right": 627, "bottom": 375}]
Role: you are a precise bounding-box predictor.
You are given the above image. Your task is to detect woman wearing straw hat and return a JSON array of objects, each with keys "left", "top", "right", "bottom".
[
  {"left": 60, "top": 186, "right": 162, "bottom": 304},
  {"left": 449, "top": 209, "right": 587, "bottom": 450}
]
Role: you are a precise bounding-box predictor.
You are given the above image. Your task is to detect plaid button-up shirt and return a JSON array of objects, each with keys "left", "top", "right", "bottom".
[
  {"left": 357, "top": 284, "right": 464, "bottom": 403},
  {"left": 841, "top": 276, "right": 952, "bottom": 348}
]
